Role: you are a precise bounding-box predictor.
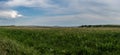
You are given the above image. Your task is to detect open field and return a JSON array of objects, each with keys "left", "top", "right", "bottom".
[{"left": 0, "top": 27, "right": 120, "bottom": 55}]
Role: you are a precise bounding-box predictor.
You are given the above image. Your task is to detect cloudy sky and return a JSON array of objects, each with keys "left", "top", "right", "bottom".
[{"left": 0, "top": 0, "right": 120, "bottom": 26}]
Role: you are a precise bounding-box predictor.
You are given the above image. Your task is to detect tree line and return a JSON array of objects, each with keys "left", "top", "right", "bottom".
[{"left": 79, "top": 25, "right": 120, "bottom": 28}]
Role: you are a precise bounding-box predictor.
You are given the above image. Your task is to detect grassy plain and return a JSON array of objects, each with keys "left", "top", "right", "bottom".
[{"left": 0, "top": 27, "right": 120, "bottom": 55}]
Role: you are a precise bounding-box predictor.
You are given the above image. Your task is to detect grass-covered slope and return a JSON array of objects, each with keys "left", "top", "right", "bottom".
[{"left": 0, "top": 27, "right": 120, "bottom": 55}]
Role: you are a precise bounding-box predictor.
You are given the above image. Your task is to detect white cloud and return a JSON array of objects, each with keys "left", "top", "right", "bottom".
[
  {"left": 3, "top": 0, "right": 120, "bottom": 15},
  {"left": 17, "top": 13, "right": 119, "bottom": 26},
  {"left": 5, "top": 0, "right": 58, "bottom": 8},
  {"left": 0, "top": 10, "right": 23, "bottom": 18}
]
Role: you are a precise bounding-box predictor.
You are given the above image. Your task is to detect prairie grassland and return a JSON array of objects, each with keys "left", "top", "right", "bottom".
[{"left": 0, "top": 27, "right": 120, "bottom": 55}]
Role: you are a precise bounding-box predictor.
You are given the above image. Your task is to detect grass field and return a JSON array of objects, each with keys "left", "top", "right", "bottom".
[{"left": 0, "top": 27, "right": 120, "bottom": 55}]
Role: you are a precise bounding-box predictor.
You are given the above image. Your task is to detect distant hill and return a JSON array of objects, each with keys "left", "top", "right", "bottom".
[{"left": 1, "top": 25, "right": 120, "bottom": 28}]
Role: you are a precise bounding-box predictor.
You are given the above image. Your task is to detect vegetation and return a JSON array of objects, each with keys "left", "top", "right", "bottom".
[
  {"left": 80, "top": 25, "right": 120, "bottom": 28},
  {"left": 0, "top": 27, "right": 120, "bottom": 55}
]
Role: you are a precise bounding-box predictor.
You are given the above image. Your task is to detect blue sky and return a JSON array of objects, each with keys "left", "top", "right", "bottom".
[{"left": 0, "top": 0, "right": 120, "bottom": 26}]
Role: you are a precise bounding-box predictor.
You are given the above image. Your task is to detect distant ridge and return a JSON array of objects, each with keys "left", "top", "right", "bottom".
[{"left": 1, "top": 25, "right": 120, "bottom": 28}]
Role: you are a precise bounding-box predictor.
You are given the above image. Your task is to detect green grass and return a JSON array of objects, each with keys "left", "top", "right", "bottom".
[{"left": 0, "top": 27, "right": 120, "bottom": 55}]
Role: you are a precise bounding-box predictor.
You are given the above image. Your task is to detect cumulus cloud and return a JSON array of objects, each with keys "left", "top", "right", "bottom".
[{"left": 0, "top": 10, "right": 23, "bottom": 18}]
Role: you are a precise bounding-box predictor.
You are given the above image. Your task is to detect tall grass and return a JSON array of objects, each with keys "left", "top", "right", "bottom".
[{"left": 0, "top": 27, "right": 120, "bottom": 55}]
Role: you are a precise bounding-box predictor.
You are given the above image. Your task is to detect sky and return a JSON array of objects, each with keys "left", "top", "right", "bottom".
[{"left": 0, "top": 0, "right": 120, "bottom": 26}]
